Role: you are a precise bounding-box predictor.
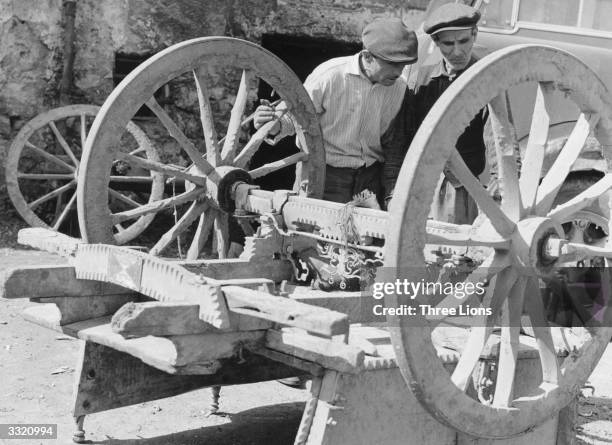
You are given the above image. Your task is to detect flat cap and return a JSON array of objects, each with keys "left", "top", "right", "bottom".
[
  {"left": 424, "top": 3, "right": 481, "bottom": 35},
  {"left": 362, "top": 18, "right": 418, "bottom": 63}
]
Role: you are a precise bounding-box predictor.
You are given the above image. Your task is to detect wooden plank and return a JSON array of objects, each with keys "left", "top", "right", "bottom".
[
  {"left": 0, "top": 264, "right": 129, "bottom": 299},
  {"left": 223, "top": 285, "right": 349, "bottom": 337},
  {"left": 285, "top": 286, "right": 383, "bottom": 324},
  {"left": 265, "top": 328, "right": 364, "bottom": 374},
  {"left": 75, "top": 322, "right": 265, "bottom": 374},
  {"left": 251, "top": 346, "right": 324, "bottom": 377},
  {"left": 111, "top": 301, "right": 271, "bottom": 337},
  {"left": 17, "top": 227, "right": 82, "bottom": 257},
  {"left": 72, "top": 341, "right": 304, "bottom": 416}
]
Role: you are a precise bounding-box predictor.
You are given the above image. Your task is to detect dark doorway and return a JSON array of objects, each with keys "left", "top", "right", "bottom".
[{"left": 251, "top": 34, "right": 362, "bottom": 191}]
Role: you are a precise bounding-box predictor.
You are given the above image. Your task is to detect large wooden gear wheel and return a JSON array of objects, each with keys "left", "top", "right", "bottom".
[
  {"left": 385, "top": 45, "right": 612, "bottom": 438},
  {"left": 6, "top": 105, "right": 164, "bottom": 244},
  {"left": 77, "top": 37, "right": 325, "bottom": 258}
]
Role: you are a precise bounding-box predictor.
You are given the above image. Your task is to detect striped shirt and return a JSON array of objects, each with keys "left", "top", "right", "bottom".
[{"left": 275, "top": 53, "right": 408, "bottom": 169}]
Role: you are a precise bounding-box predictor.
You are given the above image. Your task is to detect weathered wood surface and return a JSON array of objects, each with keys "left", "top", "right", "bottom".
[
  {"left": 0, "top": 264, "right": 129, "bottom": 299},
  {"left": 30, "top": 294, "right": 140, "bottom": 325},
  {"left": 74, "top": 243, "right": 231, "bottom": 329},
  {"left": 265, "top": 328, "right": 364, "bottom": 374},
  {"left": 112, "top": 285, "right": 351, "bottom": 338},
  {"left": 72, "top": 341, "right": 304, "bottom": 416},
  {"left": 223, "top": 285, "right": 349, "bottom": 337},
  {"left": 179, "top": 258, "right": 294, "bottom": 282},
  {"left": 17, "top": 227, "right": 83, "bottom": 257},
  {"left": 76, "top": 322, "right": 265, "bottom": 374},
  {"left": 251, "top": 346, "right": 324, "bottom": 377},
  {"left": 22, "top": 309, "right": 266, "bottom": 374},
  {"left": 111, "top": 301, "right": 271, "bottom": 337},
  {"left": 283, "top": 284, "right": 384, "bottom": 324}
]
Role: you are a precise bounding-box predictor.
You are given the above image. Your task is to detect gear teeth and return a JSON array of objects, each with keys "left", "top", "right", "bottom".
[{"left": 74, "top": 244, "right": 231, "bottom": 329}]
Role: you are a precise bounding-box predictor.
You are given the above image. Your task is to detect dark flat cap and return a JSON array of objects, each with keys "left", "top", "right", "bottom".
[
  {"left": 362, "top": 18, "right": 418, "bottom": 63},
  {"left": 424, "top": 3, "right": 481, "bottom": 35}
]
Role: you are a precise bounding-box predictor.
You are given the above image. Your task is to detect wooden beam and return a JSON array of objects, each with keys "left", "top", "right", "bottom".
[
  {"left": 111, "top": 301, "right": 271, "bottom": 337},
  {"left": 17, "top": 227, "right": 82, "bottom": 257},
  {"left": 179, "top": 258, "right": 294, "bottom": 282},
  {"left": 285, "top": 285, "right": 383, "bottom": 324},
  {"left": 223, "top": 285, "right": 349, "bottom": 337},
  {"left": 0, "top": 264, "right": 129, "bottom": 299},
  {"left": 264, "top": 328, "right": 364, "bottom": 374},
  {"left": 29, "top": 294, "right": 141, "bottom": 325}
]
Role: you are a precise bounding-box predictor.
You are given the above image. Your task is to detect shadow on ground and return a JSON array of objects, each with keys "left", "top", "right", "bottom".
[{"left": 83, "top": 401, "right": 305, "bottom": 445}]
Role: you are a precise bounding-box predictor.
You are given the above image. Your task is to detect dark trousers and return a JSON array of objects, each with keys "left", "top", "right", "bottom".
[{"left": 323, "top": 162, "right": 383, "bottom": 205}]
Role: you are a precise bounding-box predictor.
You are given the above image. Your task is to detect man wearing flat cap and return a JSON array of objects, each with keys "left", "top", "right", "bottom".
[
  {"left": 382, "top": 2, "right": 486, "bottom": 223},
  {"left": 254, "top": 18, "right": 418, "bottom": 205}
]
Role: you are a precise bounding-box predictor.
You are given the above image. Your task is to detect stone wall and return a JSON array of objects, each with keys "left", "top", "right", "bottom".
[{"left": 0, "top": 0, "right": 427, "bottom": 216}]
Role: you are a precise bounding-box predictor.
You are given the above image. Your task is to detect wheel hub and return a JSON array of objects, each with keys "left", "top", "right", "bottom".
[
  {"left": 184, "top": 165, "right": 252, "bottom": 212},
  {"left": 511, "top": 217, "right": 564, "bottom": 272}
]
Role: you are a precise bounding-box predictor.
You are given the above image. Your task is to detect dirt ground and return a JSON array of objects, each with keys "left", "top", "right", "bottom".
[{"left": 1, "top": 219, "right": 612, "bottom": 444}]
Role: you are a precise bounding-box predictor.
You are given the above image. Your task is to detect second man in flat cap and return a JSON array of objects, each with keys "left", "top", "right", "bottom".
[{"left": 382, "top": 3, "right": 487, "bottom": 223}]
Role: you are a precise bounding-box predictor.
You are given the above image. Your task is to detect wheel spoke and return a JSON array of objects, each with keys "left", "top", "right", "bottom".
[
  {"left": 149, "top": 200, "right": 209, "bottom": 256},
  {"left": 535, "top": 113, "right": 601, "bottom": 215},
  {"left": 493, "top": 277, "right": 527, "bottom": 407},
  {"left": 193, "top": 68, "right": 220, "bottom": 166},
  {"left": 48, "top": 121, "right": 80, "bottom": 167},
  {"left": 111, "top": 188, "right": 203, "bottom": 224},
  {"left": 214, "top": 212, "right": 230, "bottom": 259},
  {"left": 28, "top": 180, "right": 75, "bottom": 209},
  {"left": 221, "top": 69, "right": 253, "bottom": 163},
  {"left": 249, "top": 152, "right": 308, "bottom": 179},
  {"left": 17, "top": 173, "right": 74, "bottom": 180},
  {"left": 234, "top": 110, "right": 290, "bottom": 169},
  {"left": 116, "top": 152, "right": 206, "bottom": 186},
  {"left": 519, "top": 82, "right": 554, "bottom": 213},
  {"left": 52, "top": 192, "right": 77, "bottom": 230},
  {"left": 523, "top": 276, "right": 560, "bottom": 384},
  {"left": 450, "top": 265, "right": 519, "bottom": 391},
  {"left": 488, "top": 93, "right": 521, "bottom": 220},
  {"left": 187, "top": 210, "right": 216, "bottom": 260},
  {"left": 447, "top": 150, "right": 515, "bottom": 237},
  {"left": 80, "top": 114, "right": 88, "bottom": 148},
  {"left": 109, "top": 175, "right": 155, "bottom": 184},
  {"left": 25, "top": 141, "right": 75, "bottom": 172},
  {"left": 145, "top": 97, "right": 216, "bottom": 176},
  {"left": 108, "top": 188, "right": 143, "bottom": 209},
  {"left": 547, "top": 173, "right": 612, "bottom": 222}
]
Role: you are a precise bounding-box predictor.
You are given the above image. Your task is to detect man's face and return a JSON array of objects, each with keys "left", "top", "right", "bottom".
[
  {"left": 434, "top": 28, "right": 476, "bottom": 73},
  {"left": 365, "top": 54, "right": 408, "bottom": 86}
]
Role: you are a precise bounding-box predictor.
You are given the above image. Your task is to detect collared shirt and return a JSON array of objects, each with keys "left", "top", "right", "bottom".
[
  {"left": 382, "top": 55, "right": 488, "bottom": 197},
  {"left": 275, "top": 53, "right": 407, "bottom": 169}
]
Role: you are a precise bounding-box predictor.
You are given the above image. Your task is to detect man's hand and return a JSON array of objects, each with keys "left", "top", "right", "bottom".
[{"left": 254, "top": 99, "right": 281, "bottom": 135}]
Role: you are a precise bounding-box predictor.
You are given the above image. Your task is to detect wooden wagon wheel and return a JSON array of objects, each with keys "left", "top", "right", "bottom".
[
  {"left": 5, "top": 104, "right": 164, "bottom": 244},
  {"left": 385, "top": 45, "right": 612, "bottom": 439},
  {"left": 77, "top": 37, "right": 325, "bottom": 259}
]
